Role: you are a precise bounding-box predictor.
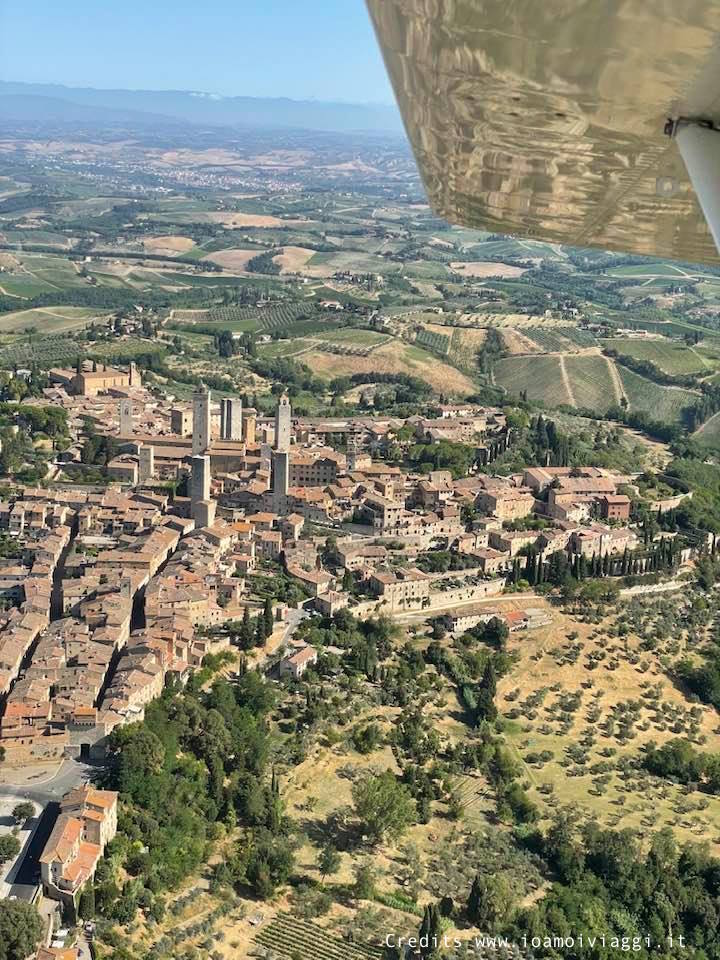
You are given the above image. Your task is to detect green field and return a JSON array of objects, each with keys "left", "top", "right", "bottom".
[
  {"left": 0, "top": 275, "right": 57, "bottom": 297},
  {"left": 494, "top": 354, "right": 619, "bottom": 413},
  {"left": 524, "top": 326, "right": 595, "bottom": 352},
  {"left": 616, "top": 366, "right": 697, "bottom": 421},
  {"left": 14, "top": 255, "right": 85, "bottom": 289},
  {"left": 564, "top": 355, "right": 619, "bottom": 410},
  {"left": 494, "top": 355, "right": 573, "bottom": 406},
  {"left": 693, "top": 411, "right": 720, "bottom": 448},
  {"left": 415, "top": 327, "right": 451, "bottom": 355},
  {"left": 0, "top": 306, "right": 111, "bottom": 333},
  {"left": 495, "top": 352, "right": 697, "bottom": 421},
  {"left": 607, "top": 262, "right": 694, "bottom": 278},
  {"left": 308, "top": 250, "right": 399, "bottom": 275},
  {"left": 313, "top": 328, "right": 390, "bottom": 347},
  {"left": 258, "top": 338, "right": 315, "bottom": 357},
  {"left": 603, "top": 338, "right": 714, "bottom": 376}
]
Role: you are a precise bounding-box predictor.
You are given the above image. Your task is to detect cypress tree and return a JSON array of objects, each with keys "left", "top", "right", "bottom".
[
  {"left": 263, "top": 597, "right": 274, "bottom": 637},
  {"left": 241, "top": 606, "right": 252, "bottom": 649},
  {"left": 467, "top": 875, "right": 483, "bottom": 922}
]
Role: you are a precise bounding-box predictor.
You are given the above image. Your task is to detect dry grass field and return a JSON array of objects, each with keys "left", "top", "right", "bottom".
[
  {"left": 450, "top": 261, "right": 527, "bottom": 278},
  {"left": 204, "top": 212, "right": 314, "bottom": 229},
  {"left": 274, "top": 246, "right": 316, "bottom": 273},
  {"left": 303, "top": 341, "right": 478, "bottom": 396},
  {"left": 202, "top": 249, "right": 261, "bottom": 270},
  {"left": 497, "top": 591, "right": 720, "bottom": 850},
  {"left": 143, "top": 235, "right": 195, "bottom": 253}
]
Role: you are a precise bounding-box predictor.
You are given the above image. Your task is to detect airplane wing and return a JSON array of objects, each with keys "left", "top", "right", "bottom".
[{"left": 366, "top": 0, "right": 720, "bottom": 263}]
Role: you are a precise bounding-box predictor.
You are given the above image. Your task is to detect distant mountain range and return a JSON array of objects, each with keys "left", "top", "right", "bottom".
[{"left": 0, "top": 81, "right": 404, "bottom": 135}]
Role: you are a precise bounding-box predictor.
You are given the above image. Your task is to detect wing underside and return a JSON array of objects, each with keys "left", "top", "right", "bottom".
[{"left": 366, "top": 0, "right": 720, "bottom": 264}]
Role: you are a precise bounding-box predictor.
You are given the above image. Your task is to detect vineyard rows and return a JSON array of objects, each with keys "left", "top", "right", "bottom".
[
  {"left": 494, "top": 355, "right": 573, "bottom": 407},
  {"left": 559, "top": 327, "right": 596, "bottom": 347},
  {"left": 523, "top": 326, "right": 594, "bottom": 352},
  {"left": 255, "top": 914, "right": 382, "bottom": 960},
  {"left": 617, "top": 366, "right": 698, "bottom": 422},
  {"left": 416, "top": 327, "right": 450, "bottom": 355},
  {"left": 563, "top": 355, "right": 617, "bottom": 410},
  {"left": 495, "top": 352, "right": 698, "bottom": 421},
  {"left": 603, "top": 338, "right": 712, "bottom": 376}
]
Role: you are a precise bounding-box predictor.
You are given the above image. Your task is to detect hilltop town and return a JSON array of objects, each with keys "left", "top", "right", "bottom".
[
  {"left": 0, "top": 362, "right": 692, "bottom": 766},
  {"left": 0, "top": 342, "right": 716, "bottom": 958}
]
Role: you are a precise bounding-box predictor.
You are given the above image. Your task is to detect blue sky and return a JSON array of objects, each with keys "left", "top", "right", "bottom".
[{"left": 0, "top": 0, "right": 395, "bottom": 104}]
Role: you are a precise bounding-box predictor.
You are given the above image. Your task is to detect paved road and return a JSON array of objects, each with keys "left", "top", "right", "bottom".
[
  {"left": 6, "top": 801, "right": 59, "bottom": 899},
  {"left": 0, "top": 758, "right": 92, "bottom": 805},
  {"left": 0, "top": 760, "right": 93, "bottom": 903},
  {"left": 260, "top": 607, "right": 309, "bottom": 668}
]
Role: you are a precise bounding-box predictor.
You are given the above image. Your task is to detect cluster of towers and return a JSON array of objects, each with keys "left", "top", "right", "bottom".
[{"left": 188, "top": 384, "right": 293, "bottom": 521}]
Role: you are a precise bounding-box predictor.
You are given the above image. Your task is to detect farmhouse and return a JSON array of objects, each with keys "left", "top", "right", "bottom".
[{"left": 279, "top": 644, "right": 318, "bottom": 679}]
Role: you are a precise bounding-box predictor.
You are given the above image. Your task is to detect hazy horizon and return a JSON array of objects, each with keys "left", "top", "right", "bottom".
[
  {"left": 0, "top": 78, "right": 397, "bottom": 109},
  {"left": 0, "top": 0, "right": 396, "bottom": 106}
]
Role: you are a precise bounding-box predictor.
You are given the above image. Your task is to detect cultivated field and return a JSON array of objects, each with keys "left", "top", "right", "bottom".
[
  {"left": 494, "top": 355, "right": 574, "bottom": 407},
  {"left": 603, "top": 338, "right": 715, "bottom": 376},
  {"left": 0, "top": 305, "right": 110, "bottom": 333},
  {"left": 274, "top": 246, "right": 316, "bottom": 273},
  {"left": 495, "top": 352, "right": 698, "bottom": 420},
  {"left": 202, "top": 249, "right": 262, "bottom": 271},
  {"left": 693, "top": 410, "right": 720, "bottom": 445},
  {"left": 303, "top": 341, "right": 478, "bottom": 395},
  {"left": 204, "top": 212, "right": 314, "bottom": 229},
  {"left": 524, "top": 326, "right": 596, "bottom": 352},
  {"left": 563, "top": 355, "right": 622, "bottom": 409},
  {"left": 450, "top": 261, "right": 527, "bottom": 278},
  {"left": 143, "top": 235, "right": 195, "bottom": 254},
  {"left": 457, "top": 312, "right": 560, "bottom": 328},
  {"left": 500, "top": 328, "right": 542, "bottom": 354},
  {"left": 616, "top": 366, "right": 698, "bottom": 421}
]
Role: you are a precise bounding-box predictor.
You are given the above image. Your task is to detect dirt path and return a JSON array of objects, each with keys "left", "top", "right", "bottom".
[
  {"left": 558, "top": 355, "right": 576, "bottom": 406},
  {"left": 689, "top": 346, "right": 711, "bottom": 369},
  {"left": 502, "top": 328, "right": 540, "bottom": 354},
  {"left": 605, "top": 355, "right": 624, "bottom": 404},
  {"left": 20, "top": 265, "right": 60, "bottom": 290}
]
